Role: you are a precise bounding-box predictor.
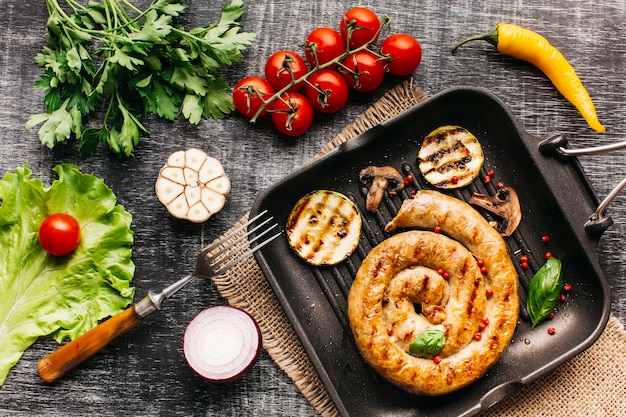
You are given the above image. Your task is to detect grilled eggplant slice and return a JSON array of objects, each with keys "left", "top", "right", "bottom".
[
  {"left": 418, "top": 125, "right": 484, "bottom": 188},
  {"left": 286, "top": 190, "right": 362, "bottom": 266}
]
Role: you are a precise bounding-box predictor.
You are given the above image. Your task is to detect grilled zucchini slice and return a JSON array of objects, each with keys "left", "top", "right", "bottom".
[
  {"left": 286, "top": 190, "right": 362, "bottom": 266},
  {"left": 418, "top": 125, "right": 484, "bottom": 188}
]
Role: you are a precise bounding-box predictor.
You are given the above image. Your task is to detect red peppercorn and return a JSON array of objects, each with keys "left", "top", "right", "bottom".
[
  {"left": 496, "top": 182, "right": 505, "bottom": 189},
  {"left": 520, "top": 261, "right": 529, "bottom": 269},
  {"left": 433, "top": 355, "right": 442, "bottom": 364},
  {"left": 519, "top": 255, "right": 529, "bottom": 263},
  {"left": 480, "top": 266, "right": 488, "bottom": 274},
  {"left": 479, "top": 322, "right": 487, "bottom": 331},
  {"left": 541, "top": 235, "right": 551, "bottom": 243},
  {"left": 481, "top": 317, "right": 489, "bottom": 326},
  {"left": 549, "top": 312, "right": 555, "bottom": 320},
  {"left": 547, "top": 327, "right": 556, "bottom": 335},
  {"left": 487, "top": 169, "right": 495, "bottom": 177},
  {"left": 483, "top": 175, "right": 491, "bottom": 184},
  {"left": 486, "top": 288, "right": 494, "bottom": 297},
  {"left": 404, "top": 174, "right": 414, "bottom": 186},
  {"left": 451, "top": 176, "right": 459, "bottom": 184},
  {"left": 544, "top": 252, "right": 553, "bottom": 260},
  {"left": 438, "top": 268, "right": 450, "bottom": 279},
  {"left": 433, "top": 226, "right": 442, "bottom": 233},
  {"left": 560, "top": 293, "right": 567, "bottom": 302},
  {"left": 473, "top": 332, "right": 482, "bottom": 341},
  {"left": 476, "top": 259, "right": 485, "bottom": 267},
  {"left": 563, "top": 283, "right": 572, "bottom": 292}
]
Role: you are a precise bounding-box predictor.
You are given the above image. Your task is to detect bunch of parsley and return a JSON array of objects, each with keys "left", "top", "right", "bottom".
[{"left": 26, "top": 0, "right": 256, "bottom": 158}]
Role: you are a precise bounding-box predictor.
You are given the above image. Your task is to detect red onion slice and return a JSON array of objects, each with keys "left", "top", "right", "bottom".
[{"left": 183, "top": 306, "right": 261, "bottom": 383}]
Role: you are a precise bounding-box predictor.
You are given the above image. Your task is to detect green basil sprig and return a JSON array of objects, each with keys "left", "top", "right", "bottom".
[
  {"left": 409, "top": 328, "right": 445, "bottom": 356},
  {"left": 527, "top": 257, "right": 563, "bottom": 328}
]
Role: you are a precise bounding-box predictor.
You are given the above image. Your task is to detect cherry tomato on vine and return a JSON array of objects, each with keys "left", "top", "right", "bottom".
[
  {"left": 38, "top": 213, "right": 81, "bottom": 256},
  {"left": 340, "top": 51, "right": 385, "bottom": 92},
  {"left": 305, "top": 69, "right": 350, "bottom": 114},
  {"left": 232, "top": 76, "right": 275, "bottom": 118},
  {"left": 264, "top": 50, "right": 309, "bottom": 92},
  {"left": 271, "top": 92, "right": 314, "bottom": 137},
  {"left": 304, "top": 27, "right": 346, "bottom": 67},
  {"left": 380, "top": 34, "right": 422, "bottom": 76},
  {"left": 339, "top": 7, "right": 381, "bottom": 48}
]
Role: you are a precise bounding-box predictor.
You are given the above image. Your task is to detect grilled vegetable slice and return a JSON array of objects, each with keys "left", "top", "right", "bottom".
[
  {"left": 418, "top": 125, "right": 484, "bottom": 188},
  {"left": 286, "top": 190, "right": 362, "bottom": 266},
  {"left": 155, "top": 149, "right": 231, "bottom": 222}
]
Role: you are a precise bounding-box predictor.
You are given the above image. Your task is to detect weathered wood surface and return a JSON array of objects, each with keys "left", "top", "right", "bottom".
[{"left": 0, "top": 0, "right": 624, "bottom": 415}]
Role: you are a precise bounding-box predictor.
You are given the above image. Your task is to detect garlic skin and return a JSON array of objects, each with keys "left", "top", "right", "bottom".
[{"left": 155, "top": 149, "right": 231, "bottom": 222}]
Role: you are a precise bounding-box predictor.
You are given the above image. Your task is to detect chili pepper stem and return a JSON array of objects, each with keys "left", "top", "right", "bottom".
[{"left": 451, "top": 29, "right": 499, "bottom": 53}]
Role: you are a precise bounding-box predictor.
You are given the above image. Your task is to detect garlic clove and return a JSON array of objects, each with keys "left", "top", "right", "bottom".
[
  {"left": 185, "top": 185, "right": 202, "bottom": 207},
  {"left": 198, "top": 156, "right": 224, "bottom": 183},
  {"left": 201, "top": 188, "right": 226, "bottom": 214},
  {"left": 160, "top": 167, "right": 186, "bottom": 185},
  {"left": 167, "top": 194, "right": 190, "bottom": 218},
  {"left": 207, "top": 176, "right": 231, "bottom": 195},
  {"left": 167, "top": 150, "right": 186, "bottom": 168},
  {"left": 155, "top": 177, "right": 185, "bottom": 204},
  {"left": 184, "top": 167, "right": 199, "bottom": 186},
  {"left": 187, "top": 202, "right": 211, "bottom": 223},
  {"left": 185, "top": 148, "right": 207, "bottom": 171}
]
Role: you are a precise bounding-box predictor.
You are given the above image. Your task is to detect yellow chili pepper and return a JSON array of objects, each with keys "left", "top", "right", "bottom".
[{"left": 452, "top": 23, "right": 605, "bottom": 133}]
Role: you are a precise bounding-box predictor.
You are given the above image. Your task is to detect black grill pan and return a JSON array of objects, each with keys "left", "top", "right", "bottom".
[{"left": 250, "top": 87, "right": 612, "bottom": 417}]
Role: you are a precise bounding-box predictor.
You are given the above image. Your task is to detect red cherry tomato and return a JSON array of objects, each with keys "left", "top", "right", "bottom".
[
  {"left": 339, "top": 7, "right": 381, "bottom": 48},
  {"left": 340, "top": 51, "right": 385, "bottom": 92},
  {"left": 271, "top": 92, "right": 314, "bottom": 137},
  {"left": 264, "top": 50, "right": 309, "bottom": 92},
  {"left": 38, "top": 213, "right": 81, "bottom": 256},
  {"left": 232, "top": 76, "right": 275, "bottom": 119},
  {"left": 304, "top": 27, "right": 346, "bottom": 67},
  {"left": 380, "top": 34, "right": 422, "bottom": 76},
  {"left": 305, "top": 69, "right": 350, "bottom": 114}
]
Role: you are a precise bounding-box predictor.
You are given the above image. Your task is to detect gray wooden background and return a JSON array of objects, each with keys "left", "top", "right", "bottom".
[{"left": 1, "top": 0, "right": 624, "bottom": 416}]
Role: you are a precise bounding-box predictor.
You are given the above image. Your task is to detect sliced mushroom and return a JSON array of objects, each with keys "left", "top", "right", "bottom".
[
  {"left": 359, "top": 166, "right": 404, "bottom": 213},
  {"left": 155, "top": 148, "right": 231, "bottom": 223},
  {"left": 468, "top": 186, "right": 521, "bottom": 236}
]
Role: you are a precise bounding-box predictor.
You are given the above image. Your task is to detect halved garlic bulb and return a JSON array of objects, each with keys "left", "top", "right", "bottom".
[{"left": 155, "top": 148, "right": 231, "bottom": 222}]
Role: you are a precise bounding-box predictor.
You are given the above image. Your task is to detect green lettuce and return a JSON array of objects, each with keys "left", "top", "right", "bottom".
[{"left": 0, "top": 164, "right": 135, "bottom": 385}]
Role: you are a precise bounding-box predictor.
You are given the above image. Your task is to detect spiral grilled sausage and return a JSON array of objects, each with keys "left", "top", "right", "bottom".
[{"left": 348, "top": 190, "right": 519, "bottom": 395}]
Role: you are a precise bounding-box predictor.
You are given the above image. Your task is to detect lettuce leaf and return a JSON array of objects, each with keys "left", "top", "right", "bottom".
[{"left": 0, "top": 164, "right": 135, "bottom": 385}]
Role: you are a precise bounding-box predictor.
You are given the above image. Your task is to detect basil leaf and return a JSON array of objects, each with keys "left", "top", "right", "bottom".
[
  {"left": 527, "top": 257, "right": 563, "bottom": 328},
  {"left": 409, "top": 328, "right": 445, "bottom": 356}
]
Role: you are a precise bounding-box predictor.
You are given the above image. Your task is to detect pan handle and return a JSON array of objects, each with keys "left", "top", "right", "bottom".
[{"left": 539, "top": 134, "right": 626, "bottom": 235}]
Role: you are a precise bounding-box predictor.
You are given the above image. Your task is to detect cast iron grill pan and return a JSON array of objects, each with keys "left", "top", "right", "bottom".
[{"left": 250, "top": 87, "right": 611, "bottom": 417}]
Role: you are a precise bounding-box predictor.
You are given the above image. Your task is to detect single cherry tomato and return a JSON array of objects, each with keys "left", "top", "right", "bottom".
[
  {"left": 38, "top": 213, "right": 81, "bottom": 256},
  {"left": 340, "top": 51, "right": 385, "bottom": 92},
  {"left": 271, "top": 92, "right": 314, "bottom": 137},
  {"left": 339, "top": 7, "right": 381, "bottom": 48},
  {"left": 232, "top": 76, "right": 275, "bottom": 119},
  {"left": 304, "top": 27, "right": 345, "bottom": 67},
  {"left": 380, "top": 34, "right": 422, "bottom": 76},
  {"left": 304, "top": 69, "right": 350, "bottom": 114},
  {"left": 264, "top": 50, "right": 309, "bottom": 92}
]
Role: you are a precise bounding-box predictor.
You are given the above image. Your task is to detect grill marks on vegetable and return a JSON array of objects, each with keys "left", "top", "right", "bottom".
[
  {"left": 418, "top": 125, "right": 484, "bottom": 188},
  {"left": 286, "top": 190, "right": 362, "bottom": 266}
]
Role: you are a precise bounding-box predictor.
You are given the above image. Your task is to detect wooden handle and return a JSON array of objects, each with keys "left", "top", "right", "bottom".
[{"left": 38, "top": 306, "right": 143, "bottom": 383}]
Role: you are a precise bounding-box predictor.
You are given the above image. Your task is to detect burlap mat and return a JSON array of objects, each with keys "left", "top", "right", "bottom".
[{"left": 211, "top": 81, "right": 626, "bottom": 417}]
